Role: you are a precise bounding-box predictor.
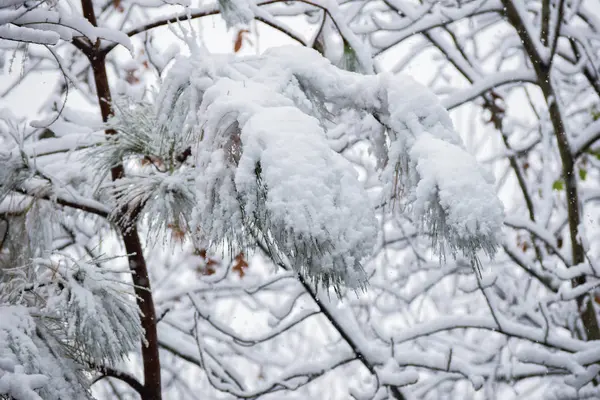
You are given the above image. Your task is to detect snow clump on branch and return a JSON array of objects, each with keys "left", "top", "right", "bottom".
[
  {"left": 0, "top": 256, "right": 141, "bottom": 400},
  {"left": 105, "top": 45, "right": 504, "bottom": 292},
  {"left": 218, "top": 0, "right": 254, "bottom": 29}
]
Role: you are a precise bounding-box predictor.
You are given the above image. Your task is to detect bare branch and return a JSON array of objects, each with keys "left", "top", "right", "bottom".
[{"left": 93, "top": 366, "right": 145, "bottom": 397}]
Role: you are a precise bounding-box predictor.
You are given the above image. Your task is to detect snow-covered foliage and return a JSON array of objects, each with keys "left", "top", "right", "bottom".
[
  {"left": 103, "top": 45, "right": 502, "bottom": 291},
  {"left": 0, "top": 1, "right": 131, "bottom": 49},
  {"left": 98, "top": 101, "right": 196, "bottom": 239},
  {"left": 1, "top": 108, "right": 139, "bottom": 400},
  {"left": 0, "top": 306, "right": 54, "bottom": 400},
  {"left": 0, "top": 254, "right": 141, "bottom": 400},
  {"left": 217, "top": 0, "right": 254, "bottom": 28},
  {"left": 380, "top": 74, "right": 503, "bottom": 270},
  {"left": 4, "top": 0, "right": 600, "bottom": 399}
]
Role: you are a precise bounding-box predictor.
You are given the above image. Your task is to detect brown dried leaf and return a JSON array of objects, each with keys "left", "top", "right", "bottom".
[
  {"left": 232, "top": 252, "right": 249, "bottom": 278},
  {"left": 195, "top": 248, "right": 208, "bottom": 258},
  {"left": 126, "top": 70, "right": 140, "bottom": 84},
  {"left": 234, "top": 29, "right": 250, "bottom": 53},
  {"left": 194, "top": 248, "right": 220, "bottom": 276},
  {"left": 142, "top": 155, "right": 166, "bottom": 172},
  {"left": 167, "top": 223, "right": 186, "bottom": 242},
  {"left": 113, "top": 0, "right": 124, "bottom": 12}
]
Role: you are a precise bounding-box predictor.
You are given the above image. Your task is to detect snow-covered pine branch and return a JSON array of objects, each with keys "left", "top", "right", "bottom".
[
  {"left": 218, "top": 0, "right": 254, "bottom": 29},
  {"left": 105, "top": 45, "right": 503, "bottom": 292},
  {"left": 10, "top": 0, "right": 596, "bottom": 397},
  {"left": 0, "top": 254, "right": 141, "bottom": 400}
]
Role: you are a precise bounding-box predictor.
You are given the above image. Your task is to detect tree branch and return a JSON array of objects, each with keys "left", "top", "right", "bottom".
[
  {"left": 501, "top": 0, "right": 600, "bottom": 341},
  {"left": 548, "top": 0, "right": 566, "bottom": 67},
  {"left": 572, "top": 119, "right": 600, "bottom": 158},
  {"left": 254, "top": 239, "right": 408, "bottom": 400},
  {"left": 100, "top": 0, "right": 306, "bottom": 56},
  {"left": 541, "top": 0, "right": 550, "bottom": 47},
  {"left": 93, "top": 366, "right": 145, "bottom": 397},
  {"left": 15, "top": 187, "right": 110, "bottom": 219}
]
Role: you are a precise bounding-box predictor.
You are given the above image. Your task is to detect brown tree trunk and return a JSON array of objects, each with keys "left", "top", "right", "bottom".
[{"left": 78, "top": 0, "right": 162, "bottom": 397}]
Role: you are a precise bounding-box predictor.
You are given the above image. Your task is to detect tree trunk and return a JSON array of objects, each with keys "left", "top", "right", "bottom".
[{"left": 79, "top": 0, "right": 162, "bottom": 397}]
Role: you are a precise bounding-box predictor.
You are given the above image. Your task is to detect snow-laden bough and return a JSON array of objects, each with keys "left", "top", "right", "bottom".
[{"left": 106, "top": 45, "right": 504, "bottom": 292}]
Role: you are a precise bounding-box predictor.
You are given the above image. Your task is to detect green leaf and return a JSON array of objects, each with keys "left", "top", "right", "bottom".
[
  {"left": 586, "top": 148, "right": 600, "bottom": 160},
  {"left": 579, "top": 168, "right": 587, "bottom": 181},
  {"left": 39, "top": 128, "right": 56, "bottom": 139},
  {"left": 552, "top": 179, "right": 564, "bottom": 191},
  {"left": 338, "top": 39, "right": 361, "bottom": 73}
]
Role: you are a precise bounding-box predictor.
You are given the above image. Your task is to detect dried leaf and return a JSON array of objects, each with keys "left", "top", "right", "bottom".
[
  {"left": 167, "top": 223, "right": 186, "bottom": 242},
  {"left": 113, "top": 0, "right": 124, "bottom": 12},
  {"left": 232, "top": 252, "right": 248, "bottom": 278},
  {"left": 206, "top": 258, "right": 218, "bottom": 268},
  {"left": 142, "top": 155, "right": 166, "bottom": 172},
  {"left": 126, "top": 70, "right": 140, "bottom": 84},
  {"left": 194, "top": 248, "right": 220, "bottom": 275},
  {"left": 234, "top": 29, "right": 250, "bottom": 53},
  {"left": 195, "top": 248, "right": 207, "bottom": 258}
]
